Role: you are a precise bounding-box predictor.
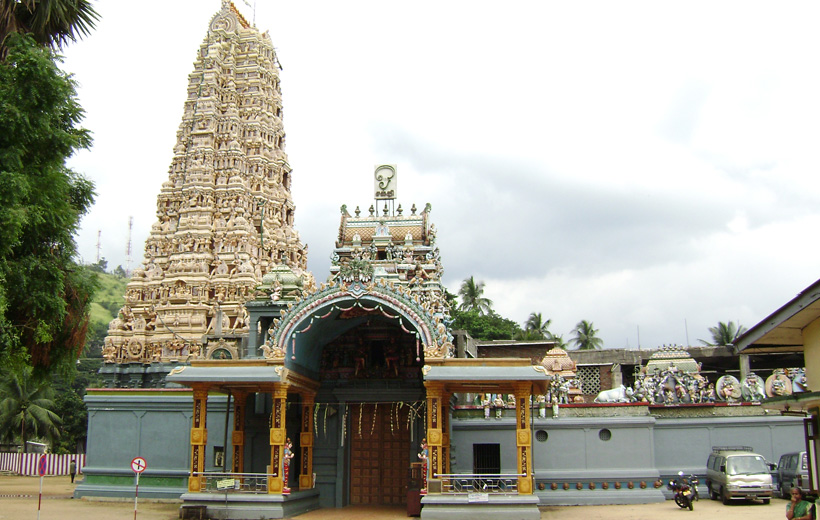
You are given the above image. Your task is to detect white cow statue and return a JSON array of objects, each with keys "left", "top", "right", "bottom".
[{"left": 594, "top": 385, "right": 634, "bottom": 403}]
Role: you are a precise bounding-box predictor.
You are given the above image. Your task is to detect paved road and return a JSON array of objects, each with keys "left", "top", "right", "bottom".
[{"left": 0, "top": 475, "right": 786, "bottom": 520}]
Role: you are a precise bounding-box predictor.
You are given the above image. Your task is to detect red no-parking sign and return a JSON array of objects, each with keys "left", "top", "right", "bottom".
[
  {"left": 131, "top": 457, "right": 147, "bottom": 474},
  {"left": 131, "top": 456, "right": 147, "bottom": 520},
  {"left": 37, "top": 455, "right": 47, "bottom": 476}
]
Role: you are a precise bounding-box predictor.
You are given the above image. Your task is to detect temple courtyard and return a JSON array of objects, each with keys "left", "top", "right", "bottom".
[{"left": 0, "top": 475, "right": 782, "bottom": 519}]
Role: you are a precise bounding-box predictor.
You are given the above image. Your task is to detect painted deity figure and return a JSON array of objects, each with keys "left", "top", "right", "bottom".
[
  {"left": 283, "top": 438, "right": 294, "bottom": 494},
  {"left": 418, "top": 438, "right": 429, "bottom": 495},
  {"left": 536, "top": 394, "right": 546, "bottom": 419},
  {"left": 493, "top": 394, "right": 505, "bottom": 419}
]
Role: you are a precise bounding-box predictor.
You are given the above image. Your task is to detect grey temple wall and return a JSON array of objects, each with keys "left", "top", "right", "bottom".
[{"left": 77, "top": 392, "right": 805, "bottom": 506}]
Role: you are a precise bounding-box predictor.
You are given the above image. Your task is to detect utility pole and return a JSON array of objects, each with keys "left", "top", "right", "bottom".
[{"left": 125, "top": 216, "right": 133, "bottom": 275}]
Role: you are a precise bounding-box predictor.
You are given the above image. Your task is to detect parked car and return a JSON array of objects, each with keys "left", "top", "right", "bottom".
[
  {"left": 705, "top": 446, "right": 774, "bottom": 504},
  {"left": 778, "top": 451, "right": 809, "bottom": 499}
]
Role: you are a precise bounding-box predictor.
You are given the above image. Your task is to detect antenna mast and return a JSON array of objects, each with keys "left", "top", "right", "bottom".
[
  {"left": 95, "top": 230, "right": 101, "bottom": 263},
  {"left": 125, "top": 216, "right": 133, "bottom": 275}
]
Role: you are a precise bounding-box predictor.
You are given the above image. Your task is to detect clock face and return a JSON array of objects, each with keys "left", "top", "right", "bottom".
[
  {"left": 374, "top": 165, "right": 397, "bottom": 200},
  {"left": 211, "top": 348, "right": 233, "bottom": 360}
]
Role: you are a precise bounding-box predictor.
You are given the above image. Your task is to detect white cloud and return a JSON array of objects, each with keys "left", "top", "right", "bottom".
[{"left": 62, "top": 1, "right": 820, "bottom": 348}]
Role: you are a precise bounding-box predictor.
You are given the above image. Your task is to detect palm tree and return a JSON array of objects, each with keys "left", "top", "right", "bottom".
[
  {"left": 458, "top": 276, "right": 493, "bottom": 316},
  {"left": 698, "top": 321, "right": 747, "bottom": 346},
  {"left": 0, "top": 0, "right": 99, "bottom": 56},
  {"left": 551, "top": 334, "right": 567, "bottom": 350},
  {"left": 0, "top": 368, "right": 61, "bottom": 455},
  {"left": 570, "top": 320, "right": 604, "bottom": 350},
  {"left": 515, "top": 312, "right": 552, "bottom": 340}
]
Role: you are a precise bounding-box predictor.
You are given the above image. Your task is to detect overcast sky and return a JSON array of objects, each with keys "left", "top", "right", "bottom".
[{"left": 62, "top": 1, "right": 820, "bottom": 350}]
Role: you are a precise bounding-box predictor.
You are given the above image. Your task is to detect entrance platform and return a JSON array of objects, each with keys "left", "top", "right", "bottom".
[
  {"left": 420, "top": 494, "right": 540, "bottom": 520},
  {"left": 180, "top": 488, "right": 320, "bottom": 519}
]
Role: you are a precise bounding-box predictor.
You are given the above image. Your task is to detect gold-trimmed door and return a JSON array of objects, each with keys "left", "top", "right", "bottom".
[{"left": 349, "top": 403, "right": 410, "bottom": 505}]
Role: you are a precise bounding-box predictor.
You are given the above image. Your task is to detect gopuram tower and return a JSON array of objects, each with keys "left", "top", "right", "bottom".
[{"left": 102, "top": 2, "right": 311, "bottom": 377}]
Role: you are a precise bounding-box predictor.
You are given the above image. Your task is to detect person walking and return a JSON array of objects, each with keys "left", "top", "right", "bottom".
[{"left": 69, "top": 459, "right": 77, "bottom": 484}]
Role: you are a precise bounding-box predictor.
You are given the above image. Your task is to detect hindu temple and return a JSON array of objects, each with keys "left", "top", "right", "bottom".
[{"left": 77, "top": 3, "right": 808, "bottom": 519}]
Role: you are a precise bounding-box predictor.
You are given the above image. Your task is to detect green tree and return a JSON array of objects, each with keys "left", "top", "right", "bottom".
[
  {"left": 451, "top": 309, "right": 521, "bottom": 341},
  {"left": 0, "top": 0, "right": 98, "bottom": 57},
  {"left": 570, "top": 320, "right": 604, "bottom": 350},
  {"left": 0, "top": 367, "right": 61, "bottom": 453},
  {"left": 551, "top": 334, "right": 567, "bottom": 350},
  {"left": 458, "top": 276, "right": 493, "bottom": 315},
  {"left": 698, "top": 321, "right": 747, "bottom": 346},
  {"left": 515, "top": 312, "right": 552, "bottom": 340},
  {"left": 0, "top": 32, "right": 97, "bottom": 374}
]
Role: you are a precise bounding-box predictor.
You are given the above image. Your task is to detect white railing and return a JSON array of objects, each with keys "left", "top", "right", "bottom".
[
  {"left": 438, "top": 473, "right": 522, "bottom": 495},
  {"left": 0, "top": 453, "right": 85, "bottom": 476},
  {"left": 192, "top": 472, "right": 271, "bottom": 493}
]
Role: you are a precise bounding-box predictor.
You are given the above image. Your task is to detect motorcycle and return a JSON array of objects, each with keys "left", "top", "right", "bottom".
[{"left": 668, "top": 471, "right": 697, "bottom": 510}]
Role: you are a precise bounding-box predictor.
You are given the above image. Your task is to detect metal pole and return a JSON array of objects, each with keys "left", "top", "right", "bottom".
[
  {"left": 133, "top": 472, "right": 140, "bottom": 520},
  {"left": 37, "top": 475, "right": 42, "bottom": 520}
]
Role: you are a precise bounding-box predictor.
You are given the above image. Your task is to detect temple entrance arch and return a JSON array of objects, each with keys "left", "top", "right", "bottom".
[{"left": 261, "top": 281, "right": 446, "bottom": 507}]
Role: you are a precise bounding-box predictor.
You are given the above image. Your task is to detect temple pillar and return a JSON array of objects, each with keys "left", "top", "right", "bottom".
[
  {"left": 188, "top": 386, "right": 209, "bottom": 492},
  {"left": 299, "top": 393, "right": 316, "bottom": 489},
  {"left": 424, "top": 382, "right": 445, "bottom": 479},
  {"left": 231, "top": 391, "right": 247, "bottom": 475},
  {"left": 513, "top": 382, "right": 533, "bottom": 495},
  {"left": 441, "top": 391, "right": 451, "bottom": 474},
  {"left": 268, "top": 383, "right": 289, "bottom": 494},
  {"left": 739, "top": 353, "right": 751, "bottom": 380}
]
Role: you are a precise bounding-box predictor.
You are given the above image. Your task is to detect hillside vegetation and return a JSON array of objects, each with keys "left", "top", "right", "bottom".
[{"left": 86, "top": 271, "right": 128, "bottom": 355}]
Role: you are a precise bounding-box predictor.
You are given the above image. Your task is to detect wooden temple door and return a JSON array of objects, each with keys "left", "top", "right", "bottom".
[{"left": 349, "top": 403, "right": 411, "bottom": 505}]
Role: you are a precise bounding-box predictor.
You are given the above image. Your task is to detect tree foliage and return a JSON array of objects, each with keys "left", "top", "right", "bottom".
[
  {"left": 699, "top": 321, "right": 747, "bottom": 346},
  {"left": 570, "top": 319, "right": 604, "bottom": 350},
  {"left": 0, "top": 32, "right": 97, "bottom": 374},
  {"left": 458, "top": 276, "right": 493, "bottom": 315},
  {"left": 451, "top": 309, "right": 521, "bottom": 341},
  {"left": 515, "top": 312, "right": 553, "bottom": 340},
  {"left": 0, "top": 0, "right": 99, "bottom": 57},
  {"left": 0, "top": 367, "right": 61, "bottom": 452}
]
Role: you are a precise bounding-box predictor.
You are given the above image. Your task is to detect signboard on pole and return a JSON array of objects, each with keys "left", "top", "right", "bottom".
[
  {"left": 131, "top": 457, "right": 147, "bottom": 474},
  {"left": 374, "top": 164, "right": 397, "bottom": 200},
  {"left": 131, "top": 457, "right": 146, "bottom": 520},
  {"left": 37, "top": 454, "right": 47, "bottom": 520}
]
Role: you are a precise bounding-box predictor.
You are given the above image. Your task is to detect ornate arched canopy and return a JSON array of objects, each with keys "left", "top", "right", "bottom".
[{"left": 266, "top": 278, "right": 453, "bottom": 374}]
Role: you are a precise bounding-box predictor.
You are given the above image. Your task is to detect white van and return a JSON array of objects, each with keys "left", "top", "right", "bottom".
[{"left": 705, "top": 446, "right": 774, "bottom": 504}]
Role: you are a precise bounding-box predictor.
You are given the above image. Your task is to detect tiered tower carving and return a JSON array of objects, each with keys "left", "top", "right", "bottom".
[{"left": 104, "top": 1, "right": 310, "bottom": 364}]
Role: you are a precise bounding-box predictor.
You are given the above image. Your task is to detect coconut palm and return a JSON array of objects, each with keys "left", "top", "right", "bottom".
[
  {"left": 0, "top": 368, "right": 61, "bottom": 453},
  {"left": 698, "top": 321, "right": 747, "bottom": 346},
  {"left": 0, "top": 0, "right": 99, "bottom": 55},
  {"left": 458, "top": 276, "right": 493, "bottom": 316},
  {"left": 570, "top": 320, "right": 603, "bottom": 350},
  {"left": 515, "top": 312, "right": 552, "bottom": 340}
]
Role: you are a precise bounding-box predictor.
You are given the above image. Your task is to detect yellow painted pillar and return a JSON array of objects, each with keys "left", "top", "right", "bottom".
[
  {"left": 231, "top": 391, "right": 247, "bottom": 475},
  {"left": 299, "top": 393, "right": 316, "bottom": 489},
  {"left": 424, "top": 382, "right": 445, "bottom": 479},
  {"left": 513, "top": 382, "right": 534, "bottom": 494},
  {"left": 268, "top": 384, "right": 289, "bottom": 494},
  {"left": 441, "top": 391, "right": 451, "bottom": 474},
  {"left": 188, "top": 386, "right": 209, "bottom": 492}
]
